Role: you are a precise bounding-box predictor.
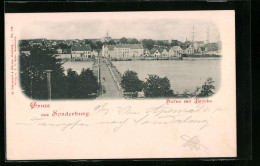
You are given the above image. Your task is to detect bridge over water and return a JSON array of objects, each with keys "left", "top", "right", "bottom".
[{"left": 96, "top": 56, "right": 123, "bottom": 99}]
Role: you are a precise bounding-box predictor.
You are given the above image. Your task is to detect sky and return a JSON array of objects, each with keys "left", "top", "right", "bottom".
[{"left": 18, "top": 12, "right": 220, "bottom": 42}]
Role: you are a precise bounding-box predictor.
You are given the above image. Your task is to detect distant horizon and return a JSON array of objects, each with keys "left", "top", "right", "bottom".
[
  {"left": 20, "top": 37, "right": 219, "bottom": 43},
  {"left": 16, "top": 12, "right": 221, "bottom": 42}
]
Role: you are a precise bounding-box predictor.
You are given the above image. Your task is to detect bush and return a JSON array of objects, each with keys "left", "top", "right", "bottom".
[
  {"left": 64, "top": 68, "right": 99, "bottom": 99},
  {"left": 197, "top": 77, "right": 215, "bottom": 97},
  {"left": 78, "top": 68, "right": 99, "bottom": 98},
  {"left": 143, "top": 74, "right": 174, "bottom": 98},
  {"left": 120, "top": 70, "right": 143, "bottom": 93}
]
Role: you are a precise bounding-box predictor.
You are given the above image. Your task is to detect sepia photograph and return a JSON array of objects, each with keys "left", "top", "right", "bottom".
[
  {"left": 18, "top": 12, "right": 222, "bottom": 100},
  {"left": 5, "top": 11, "right": 237, "bottom": 160}
]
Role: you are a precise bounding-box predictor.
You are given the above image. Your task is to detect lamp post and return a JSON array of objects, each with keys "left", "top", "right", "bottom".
[
  {"left": 45, "top": 70, "right": 52, "bottom": 100},
  {"left": 99, "top": 55, "right": 102, "bottom": 95},
  {"left": 30, "top": 76, "right": 33, "bottom": 99},
  {"left": 28, "top": 70, "right": 33, "bottom": 99}
]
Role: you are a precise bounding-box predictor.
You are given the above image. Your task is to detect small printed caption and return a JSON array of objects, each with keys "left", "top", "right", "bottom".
[
  {"left": 29, "top": 101, "right": 89, "bottom": 117},
  {"left": 166, "top": 98, "right": 213, "bottom": 105},
  {"left": 10, "top": 26, "right": 18, "bottom": 95}
]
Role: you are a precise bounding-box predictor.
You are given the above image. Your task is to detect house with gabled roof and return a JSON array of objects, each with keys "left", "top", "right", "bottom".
[
  {"left": 143, "top": 49, "right": 150, "bottom": 57},
  {"left": 159, "top": 46, "right": 170, "bottom": 57},
  {"left": 149, "top": 46, "right": 169, "bottom": 58},
  {"left": 169, "top": 46, "right": 183, "bottom": 57},
  {"left": 71, "top": 44, "right": 92, "bottom": 60},
  {"left": 150, "top": 47, "right": 161, "bottom": 58},
  {"left": 183, "top": 45, "right": 194, "bottom": 55}
]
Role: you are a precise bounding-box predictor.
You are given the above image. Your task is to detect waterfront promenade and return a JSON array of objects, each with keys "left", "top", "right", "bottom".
[{"left": 97, "top": 56, "right": 123, "bottom": 99}]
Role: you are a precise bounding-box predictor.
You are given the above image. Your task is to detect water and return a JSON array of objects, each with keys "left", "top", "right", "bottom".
[
  {"left": 112, "top": 59, "right": 221, "bottom": 93},
  {"left": 62, "top": 61, "right": 94, "bottom": 75}
]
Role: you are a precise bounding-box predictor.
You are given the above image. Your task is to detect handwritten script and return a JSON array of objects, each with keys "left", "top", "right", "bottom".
[{"left": 17, "top": 103, "right": 222, "bottom": 132}]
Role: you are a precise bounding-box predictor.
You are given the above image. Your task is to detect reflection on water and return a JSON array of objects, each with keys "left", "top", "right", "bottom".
[
  {"left": 62, "top": 61, "right": 93, "bottom": 75},
  {"left": 113, "top": 59, "right": 221, "bottom": 93}
]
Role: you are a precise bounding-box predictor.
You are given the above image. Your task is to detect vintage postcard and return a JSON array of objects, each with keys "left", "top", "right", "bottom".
[{"left": 5, "top": 11, "right": 236, "bottom": 160}]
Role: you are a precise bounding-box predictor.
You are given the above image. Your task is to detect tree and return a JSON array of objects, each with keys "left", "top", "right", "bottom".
[
  {"left": 106, "top": 39, "right": 116, "bottom": 45},
  {"left": 20, "top": 47, "right": 66, "bottom": 99},
  {"left": 85, "top": 39, "right": 98, "bottom": 50},
  {"left": 20, "top": 46, "right": 101, "bottom": 99},
  {"left": 119, "top": 37, "right": 128, "bottom": 44},
  {"left": 57, "top": 43, "right": 70, "bottom": 49},
  {"left": 65, "top": 68, "right": 80, "bottom": 98},
  {"left": 170, "top": 40, "right": 183, "bottom": 47},
  {"left": 180, "top": 41, "right": 192, "bottom": 50},
  {"left": 85, "top": 39, "right": 93, "bottom": 45},
  {"left": 141, "top": 39, "right": 156, "bottom": 50},
  {"left": 182, "top": 89, "right": 191, "bottom": 98},
  {"left": 197, "top": 78, "right": 215, "bottom": 97},
  {"left": 78, "top": 68, "right": 99, "bottom": 98},
  {"left": 19, "top": 40, "right": 29, "bottom": 47},
  {"left": 120, "top": 70, "right": 143, "bottom": 93},
  {"left": 143, "top": 74, "right": 174, "bottom": 97},
  {"left": 155, "top": 40, "right": 169, "bottom": 47},
  {"left": 129, "top": 38, "right": 140, "bottom": 44},
  {"left": 96, "top": 41, "right": 103, "bottom": 50}
]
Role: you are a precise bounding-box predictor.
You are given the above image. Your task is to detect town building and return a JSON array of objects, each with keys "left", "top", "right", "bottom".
[
  {"left": 150, "top": 47, "right": 161, "bottom": 57},
  {"left": 149, "top": 46, "right": 169, "bottom": 58},
  {"left": 102, "top": 44, "right": 144, "bottom": 59},
  {"left": 20, "top": 47, "right": 30, "bottom": 56},
  {"left": 161, "top": 47, "right": 170, "bottom": 57},
  {"left": 193, "top": 41, "right": 205, "bottom": 50},
  {"left": 92, "top": 50, "right": 98, "bottom": 57},
  {"left": 57, "top": 48, "right": 62, "bottom": 54},
  {"left": 143, "top": 49, "right": 150, "bottom": 57},
  {"left": 54, "top": 44, "right": 98, "bottom": 60},
  {"left": 184, "top": 45, "right": 194, "bottom": 55},
  {"left": 169, "top": 46, "right": 183, "bottom": 57},
  {"left": 55, "top": 54, "right": 71, "bottom": 60},
  {"left": 71, "top": 44, "right": 92, "bottom": 60}
]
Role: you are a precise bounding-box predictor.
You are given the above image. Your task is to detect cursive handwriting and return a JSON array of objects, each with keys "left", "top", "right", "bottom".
[
  {"left": 16, "top": 117, "right": 129, "bottom": 132},
  {"left": 17, "top": 103, "right": 221, "bottom": 132},
  {"left": 146, "top": 103, "right": 216, "bottom": 117}
]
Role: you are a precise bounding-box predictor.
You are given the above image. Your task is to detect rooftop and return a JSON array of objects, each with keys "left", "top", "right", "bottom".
[
  {"left": 106, "top": 45, "right": 116, "bottom": 51},
  {"left": 115, "top": 44, "right": 143, "bottom": 49},
  {"left": 72, "top": 44, "right": 91, "bottom": 51},
  {"left": 172, "top": 46, "right": 182, "bottom": 51}
]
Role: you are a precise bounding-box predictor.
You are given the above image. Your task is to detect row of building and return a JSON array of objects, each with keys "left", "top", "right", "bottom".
[
  {"left": 101, "top": 44, "right": 202, "bottom": 60},
  {"left": 20, "top": 37, "right": 221, "bottom": 60},
  {"left": 21, "top": 38, "right": 86, "bottom": 47},
  {"left": 55, "top": 44, "right": 98, "bottom": 60},
  {"left": 20, "top": 43, "right": 98, "bottom": 60}
]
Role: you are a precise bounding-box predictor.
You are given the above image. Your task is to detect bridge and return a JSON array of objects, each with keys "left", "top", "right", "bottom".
[{"left": 96, "top": 56, "right": 124, "bottom": 99}]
